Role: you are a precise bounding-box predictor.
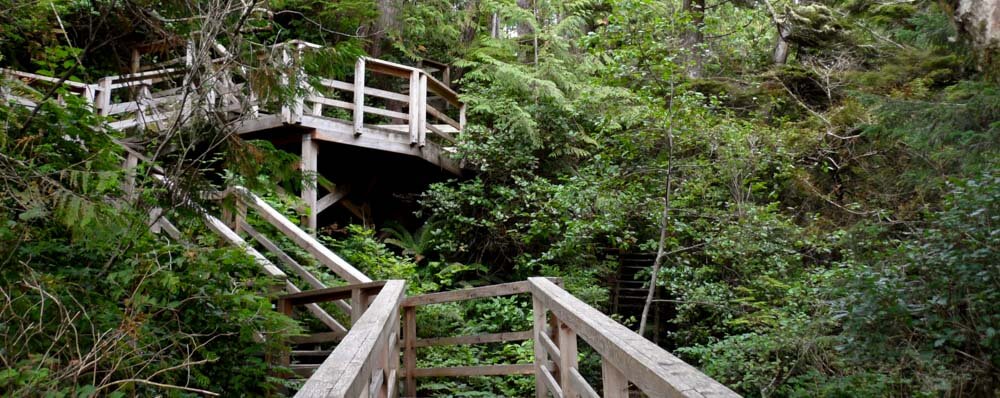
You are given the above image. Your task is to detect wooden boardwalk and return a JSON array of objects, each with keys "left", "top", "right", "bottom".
[{"left": 2, "top": 42, "right": 740, "bottom": 398}]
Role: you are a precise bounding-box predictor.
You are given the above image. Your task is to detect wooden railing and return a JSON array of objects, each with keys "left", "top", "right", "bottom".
[
  {"left": 399, "top": 280, "right": 544, "bottom": 394},
  {"left": 384, "top": 278, "right": 740, "bottom": 398},
  {"left": 528, "top": 277, "right": 740, "bottom": 398},
  {"left": 295, "top": 280, "right": 406, "bottom": 398},
  {"left": 2, "top": 40, "right": 464, "bottom": 146},
  {"left": 301, "top": 55, "right": 465, "bottom": 147}
]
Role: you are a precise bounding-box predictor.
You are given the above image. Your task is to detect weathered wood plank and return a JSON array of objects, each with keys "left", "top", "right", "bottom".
[
  {"left": 411, "top": 331, "right": 532, "bottom": 348},
  {"left": 301, "top": 133, "right": 319, "bottom": 231},
  {"left": 569, "top": 368, "right": 599, "bottom": 398},
  {"left": 405, "top": 364, "right": 535, "bottom": 378},
  {"left": 402, "top": 281, "right": 532, "bottom": 307},
  {"left": 290, "top": 331, "right": 347, "bottom": 344},
  {"left": 539, "top": 363, "right": 564, "bottom": 398},
  {"left": 279, "top": 281, "right": 386, "bottom": 307},
  {"left": 236, "top": 187, "right": 372, "bottom": 284},
  {"left": 527, "top": 277, "right": 741, "bottom": 398}
]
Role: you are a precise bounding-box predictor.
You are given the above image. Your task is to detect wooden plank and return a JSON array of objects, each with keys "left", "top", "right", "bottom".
[
  {"left": 539, "top": 330, "right": 561, "bottom": 365},
  {"left": 403, "top": 306, "right": 416, "bottom": 397},
  {"left": 316, "top": 186, "right": 350, "bottom": 214},
  {"left": 239, "top": 221, "right": 325, "bottom": 289},
  {"left": 308, "top": 96, "right": 355, "bottom": 111},
  {"left": 296, "top": 280, "right": 406, "bottom": 398},
  {"left": 320, "top": 78, "right": 355, "bottom": 92},
  {"left": 569, "top": 368, "right": 600, "bottom": 398},
  {"left": 291, "top": 331, "right": 347, "bottom": 344},
  {"left": 533, "top": 298, "right": 549, "bottom": 398},
  {"left": 558, "top": 321, "right": 579, "bottom": 398},
  {"left": 402, "top": 281, "right": 532, "bottom": 307},
  {"left": 236, "top": 187, "right": 372, "bottom": 284},
  {"left": 426, "top": 123, "right": 456, "bottom": 144},
  {"left": 292, "top": 350, "right": 335, "bottom": 357},
  {"left": 425, "top": 74, "right": 460, "bottom": 106},
  {"left": 364, "top": 86, "right": 409, "bottom": 103},
  {"left": 407, "top": 364, "right": 535, "bottom": 378},
  {"left": 527, "top": 278, "right": 740, "bottom": 398},
  {"left": 279, "top": 281, "right": 386, "bottom": 307},
  {"left": 363, "top": 106, "right": 409, "bottom": 121},
  {"left": 539, "top": 363, "right": 564, "bottom": 398},
  {"left": 425, "top": 105, "right": 461, "bottom": 130},
  {"left": 412, "top": 331, "right": 532, "bottom": 348},
  {"left": 292, "top": 364, "right": 321, "bottom": 378},
  {"left": 602, "top": 361, "right": 629, "bottom": 398},
  {"left": 286, "top": 281, "right": 349, "bottom": 333},
  {"left": 353, "top": 58, "right": 365, "bottom": 135}
]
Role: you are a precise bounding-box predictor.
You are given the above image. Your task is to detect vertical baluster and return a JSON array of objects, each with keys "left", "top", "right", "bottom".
[
  {"left": 408, "top": 70, "right": 420, "bottom": 145},
  {"left": 353, "top": 58, "right": 366, "bottom": 135},
  {"left": 417, "top": 73, "right": 427, "bottom": 147},
  {"left": 403, "top": 306, "right": 417, "bottom": 397},
  {"left": 532, "top": 297, "right": 549, "bottom": 398},
  {"left": 459, "top": 103, "right": 467, "bottom": 135},
  {"left": 300, "top": 133, "right": 319, "bottom": 232},
  {"left": 602, "top": 361, "right": 629, "bottom": 398},
  {"left": 558, "top": 321, "right": 578, "bottom": 398},
  {"left": 96, "top": 77, "right": 112, "bottom": 116}
]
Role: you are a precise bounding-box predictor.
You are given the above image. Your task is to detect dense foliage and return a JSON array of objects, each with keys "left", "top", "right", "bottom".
[{"left": 2, "top": 0, "right": 997, "bottom": 396}]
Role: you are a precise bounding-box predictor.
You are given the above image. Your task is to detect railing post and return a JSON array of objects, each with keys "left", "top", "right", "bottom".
[
  {"left": 408, "top": 70, "right": 420, "bottom": 145},
  {"left": 353, "top": 57, "right": 366, "bottom": 135},
  {"left": 300, "top": 133, "right": 319, "bottom": 232},
  {"left": 417, "top": 73, "right": 427, "bottom": 147},
  {"left": 532, "top": 297, "right": 549, "bottom": 398},
  {"left": 557, "top": 320, "right": 579, "bottom": 398},
  {"left": 602, "top": 361, "right": 629, "bottom": 398},
  {"left": 459, "top": 103, "right": 467, "bottom": 134},
  {"left": 403, "top": 306, "right": 417, "bottom": 397},
  {"left": 96, "top": 77, "right": 112, "bottom": 116}
]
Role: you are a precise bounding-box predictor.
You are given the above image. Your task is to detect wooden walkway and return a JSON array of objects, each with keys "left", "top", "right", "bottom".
[{"left": 2, "top": 42, "right": 740, "bottom": 398}]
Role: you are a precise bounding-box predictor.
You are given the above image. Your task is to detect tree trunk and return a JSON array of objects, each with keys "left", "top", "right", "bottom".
[
  {"left": 773, "top": 22, "right": 791, "bottom": 65},
  {"left": 639, "top": 81, "right": 677, "bottom": 337},
  {"left": 682, "top": 0, "right": 706, "bottom": 78}
]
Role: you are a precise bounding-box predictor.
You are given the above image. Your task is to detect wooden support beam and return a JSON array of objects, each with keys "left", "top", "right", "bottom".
[
  {"left": 301, "top": 133, "right": 319, "bottom": 232},
  {"left": 316, "top": 185, "right": 350, "bottom": 214}
]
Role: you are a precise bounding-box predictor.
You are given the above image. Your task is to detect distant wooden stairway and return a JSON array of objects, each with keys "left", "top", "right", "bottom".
[{"left": 2, "top": 42, "right": 740, "bottom": 397}]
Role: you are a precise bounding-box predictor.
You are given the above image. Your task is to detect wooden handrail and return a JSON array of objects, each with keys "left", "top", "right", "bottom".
[
  {"left": 528, "top": 277, "right": 741, "bottom": 398},
  {"left": 296, "top": 280, "right": 406, "bottom": 398}
]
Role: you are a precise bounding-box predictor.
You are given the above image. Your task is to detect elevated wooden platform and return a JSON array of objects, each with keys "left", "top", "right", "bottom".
[{"left": 2, "top": 41, "right": 740, "bottom": 398}]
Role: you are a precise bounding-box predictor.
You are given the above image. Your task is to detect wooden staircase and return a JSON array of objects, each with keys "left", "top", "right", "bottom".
[{"left": 2, "top": 43, "right": 741, "bottom": 397}]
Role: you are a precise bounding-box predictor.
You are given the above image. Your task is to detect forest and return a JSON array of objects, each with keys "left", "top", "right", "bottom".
[{"left": 0, "top": 0, "right": 997, "bottom": 397}]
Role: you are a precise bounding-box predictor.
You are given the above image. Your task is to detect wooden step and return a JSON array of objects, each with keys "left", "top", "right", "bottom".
[
  {"left": 292, "top": 350, "right": 334, "bottom": 358},
  {"left": 290, "top": 364, "right": 320, "bottom": 378}
]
